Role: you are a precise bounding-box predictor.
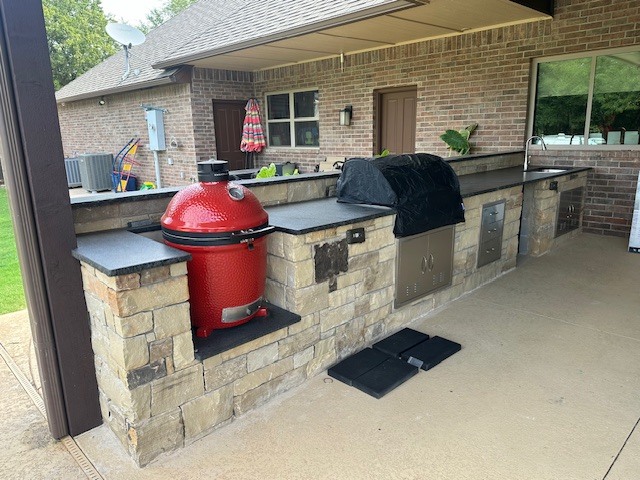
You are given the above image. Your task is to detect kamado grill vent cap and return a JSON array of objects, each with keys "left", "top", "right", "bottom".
[{"left": 198, "top": 159, "right": 229, "bottom": 182}]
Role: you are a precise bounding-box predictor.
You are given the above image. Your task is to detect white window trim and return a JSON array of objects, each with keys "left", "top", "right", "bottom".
[
  {"left": 527, "top": 45, "right": 640, "bottom": 150},
  {"left": 265, "top": 88, "right": 319, "bottom": 148}
]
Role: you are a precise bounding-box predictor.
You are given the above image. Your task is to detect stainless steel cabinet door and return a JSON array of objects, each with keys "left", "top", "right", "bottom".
[
  {"left": 427, "top": 225, "right": 455, "bottom": 292},
  {"left": 395, "top": 225, "right": 454, "bottom": 308},
  {"left": 556, "top": 187, "right": 584, "bottom": 237}
]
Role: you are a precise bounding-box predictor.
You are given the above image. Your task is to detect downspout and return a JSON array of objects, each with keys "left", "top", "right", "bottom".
[{"left": 153, "top": 150, "right": 162, "bottom": 188}]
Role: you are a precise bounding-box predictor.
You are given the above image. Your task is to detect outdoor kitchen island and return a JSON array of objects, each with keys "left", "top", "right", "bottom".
[{"left": 71, "top": 161, "right": 589, "bottom": 466}]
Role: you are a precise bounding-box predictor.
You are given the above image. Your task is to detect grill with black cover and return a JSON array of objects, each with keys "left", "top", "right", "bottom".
[{"left": 336, "top": 153, "right": 465, "bottom": 237}]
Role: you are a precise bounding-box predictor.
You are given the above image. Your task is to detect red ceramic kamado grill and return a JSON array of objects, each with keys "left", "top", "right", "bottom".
[{"left": 161, "top": 160, "right": 274, "bottom": 337}]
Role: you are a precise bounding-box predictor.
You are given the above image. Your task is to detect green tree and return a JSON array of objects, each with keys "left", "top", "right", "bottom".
[
  {"left": 138, "top": 0, "right": 197, "bottom": 33},
  {"left": 43, "top": 0, "right": 117, "bottom": 90}
]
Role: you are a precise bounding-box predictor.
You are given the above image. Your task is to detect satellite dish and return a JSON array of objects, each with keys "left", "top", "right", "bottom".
[
  {"left": 106, "top": 23, "right": 146, "bottom": 47},
  {"left": 105, "top": 23, "right": 146, "bottom": 81}
]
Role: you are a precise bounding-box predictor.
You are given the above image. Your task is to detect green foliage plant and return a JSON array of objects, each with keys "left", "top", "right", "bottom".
[
  {"left": 440, "top": 123, "right": 478, "bottom": 156},
  {"left": 138, "top": 0, "right": 198, "bottom": 32},
  {"left": 256, "top": 163, "right": 277, "bottom": 179},
  {"left": 43, "top": 0, "right": 117, "bottom": 90}
]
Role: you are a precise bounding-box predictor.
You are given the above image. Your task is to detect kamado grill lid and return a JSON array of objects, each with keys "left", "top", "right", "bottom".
[{"left": 161, "top": 160, "right": 273, "bottom": 244}]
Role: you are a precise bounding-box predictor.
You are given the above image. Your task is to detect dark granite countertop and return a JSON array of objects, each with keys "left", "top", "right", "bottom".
[
  {"left": 73, "top": 230, "right": 190, "bottom": 276},
  {"left": 71, "top": 165, "right": 592, "bottom": 271},
  {"left": 69, "top": 171, "right": 340, "bottom": 208},
  {"left": 266, "top": 166, "right": 591, "bottom": 234},
  {"left": 458, "top": 166, "right": 591, "bottom": 198},
  {"left": 267, "top": 197, "right": 393, "bottom": 235}
]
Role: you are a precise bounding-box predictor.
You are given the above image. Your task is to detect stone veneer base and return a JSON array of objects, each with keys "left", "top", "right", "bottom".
[{"left": 73, "top": 159, "right": 594, "bottom": 467}]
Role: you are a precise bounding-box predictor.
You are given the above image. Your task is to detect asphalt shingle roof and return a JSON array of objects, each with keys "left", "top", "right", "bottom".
[
  {"left": 55, "top": 0, "right": 405, "bottom": 102},
  {"left": 155, "top": 0, "right": 406, "bottom": 67},
  {"left": 55, "top": 0, "right": 244, "bottom": 101}
]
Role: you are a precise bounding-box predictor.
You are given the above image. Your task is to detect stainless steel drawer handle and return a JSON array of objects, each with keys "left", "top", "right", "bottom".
[
  {"left": 489, "top": 211, "right": 498, "bottom": 216},
  {"left": 488, "top": 228, "right": 498, "bottom": 233},
  {"left": 486, "top": 247, "right": 496, "bottom": 253},
  {"left": 421, "top": 256, "right": 427, "bottom": 274}
]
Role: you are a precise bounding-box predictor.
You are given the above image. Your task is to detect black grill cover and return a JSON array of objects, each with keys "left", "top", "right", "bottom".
[{"left": 336, "top": 153, "right": 465, "bottom": 237}]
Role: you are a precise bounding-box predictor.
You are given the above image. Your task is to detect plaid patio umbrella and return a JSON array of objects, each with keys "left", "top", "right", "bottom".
[{"left": 240, "top": 98, "right": 266, "bottom": 168}]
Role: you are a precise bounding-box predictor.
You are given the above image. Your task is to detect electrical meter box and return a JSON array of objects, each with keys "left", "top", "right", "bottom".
[{"left": 145, "top": 109, "right": 166, "bottom": 151}]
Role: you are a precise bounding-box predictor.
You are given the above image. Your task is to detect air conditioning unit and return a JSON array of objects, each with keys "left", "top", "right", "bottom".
[
  {"left": 78, "top": 153, "right": 113, "bottom": 192},
  {"left": 64, "top": 157, "right": 82, "bottom": 188}
]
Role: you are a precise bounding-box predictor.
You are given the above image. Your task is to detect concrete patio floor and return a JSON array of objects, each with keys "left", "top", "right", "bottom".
[{"left": 1, "top": 233, "right": 639, "bottom": 479}]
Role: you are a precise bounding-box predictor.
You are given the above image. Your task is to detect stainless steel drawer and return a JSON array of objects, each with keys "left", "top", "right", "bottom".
[
  {"left": 478, "top": 200, "right": 505, "bottom": 268},
  {"left": 478, "top": 237, "right": 502, "bottom": 266},
  {"left": 481, "top": 202, "right": 505, "bottom": 226},
  {"left": 481, "top": 224, "right": 503, "bottom": 242}
]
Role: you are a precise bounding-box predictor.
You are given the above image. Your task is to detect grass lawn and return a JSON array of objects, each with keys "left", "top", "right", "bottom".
[{"left": 0, "top": 186, "right": 26, "bottom": 314}]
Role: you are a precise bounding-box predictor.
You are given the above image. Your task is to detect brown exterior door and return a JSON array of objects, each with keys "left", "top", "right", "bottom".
[
  {"left": 213, "top": 100, "right": 246, "bottom": 170},
  {"left": 378, "top": 87, "right": 417, "bottom": 155}
]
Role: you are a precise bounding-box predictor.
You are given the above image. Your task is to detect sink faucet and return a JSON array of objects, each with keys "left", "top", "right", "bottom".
[{"left": 524, "top": 135, "right": 547, "bottom": 171}]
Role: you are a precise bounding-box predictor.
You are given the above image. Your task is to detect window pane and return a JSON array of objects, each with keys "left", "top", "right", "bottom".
[
  {"left": 533, "top": 58, "right": 591, "bottom": 144},
  {"left": 267, "top": 94, "right": 290, "bottom": 120},
  {"left": 589, "top": 53, "right": 640, "bottom": 145},
  {"left": 294, "top": 91, "right": 318, "bottom": 118},
  {"left": 268, "top": 122, "right": 291, "bottom": 147},
  {"left": 294, "top": 121, "right": 319, "bottom": 147}
]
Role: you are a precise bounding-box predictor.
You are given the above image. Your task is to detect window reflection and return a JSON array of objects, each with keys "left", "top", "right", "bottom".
[
  {"left": 532, "top": 49, "right": 640, "bottom": 146},
  {"left": 533, "top": 58, "right": 590, "bottom": 143},
  {"left": 590, "top": 53, "right": 640, "bottom": 145}
]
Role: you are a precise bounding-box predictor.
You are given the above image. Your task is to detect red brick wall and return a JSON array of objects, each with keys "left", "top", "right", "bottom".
[
  {"left": 531, "top": 151, "right": 640, "bottom": 237},
  {"left": 250, "top": 0, "right": 640, "bottom": 236},
  {"left": 190, "top": 68, "right": 254, "bottom": 162},
  {"left": 57, "top": 0, "right": 640, "bottom": 236},
  {"left": 58, "top": 83, "right": 197, "bottom": 187}
]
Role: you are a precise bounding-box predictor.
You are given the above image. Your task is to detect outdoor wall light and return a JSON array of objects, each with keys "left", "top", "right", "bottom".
[
  {"left": 339, "top": 105, "right": 352, "bottom": 126},
  {"left": 98, "top": 96, "right": 106, "bottom": 106}
]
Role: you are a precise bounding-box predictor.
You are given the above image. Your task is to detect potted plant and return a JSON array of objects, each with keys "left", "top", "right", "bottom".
[{"left": 440, "top": 123, "right": 478, "bottom": 156}]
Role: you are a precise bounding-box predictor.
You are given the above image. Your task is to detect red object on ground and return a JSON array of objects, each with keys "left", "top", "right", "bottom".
[{"left": 161, "top": 160, "right": 273, "bottom": 337}]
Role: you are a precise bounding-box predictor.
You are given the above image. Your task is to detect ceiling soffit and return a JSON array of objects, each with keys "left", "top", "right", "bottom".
[{"left": 189, "top": 0, "right": 551, "bottom": 72}]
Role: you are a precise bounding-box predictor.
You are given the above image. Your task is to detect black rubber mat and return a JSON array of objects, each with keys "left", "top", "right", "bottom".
[
  {"left": 328, "top": 348, "right": 389, "bottom": 386},
  {"left": 372, "top": 328, "right": 429, "bottom": 358},
  {"left": 351, "top": 357, "right": 419, "bottom": 399},
  {"left": 400, "top": 336, "right": 461, "bottom": 371}
]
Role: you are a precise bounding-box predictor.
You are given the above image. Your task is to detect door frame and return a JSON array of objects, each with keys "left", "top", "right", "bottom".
[
  {"left": 373, "top": 85, "right": 418, "bottom": 156},
  {"left": 212, "top": 99, "right": 247, "bottom": 170}
]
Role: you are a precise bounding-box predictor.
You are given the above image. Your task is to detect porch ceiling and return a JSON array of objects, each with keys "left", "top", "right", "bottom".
[{"left": 188, "top": 0, "right": 550, "bottom": 72}]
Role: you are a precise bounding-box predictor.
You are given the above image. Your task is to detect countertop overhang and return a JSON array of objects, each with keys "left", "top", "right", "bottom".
[
  {"left": 72, "top": 165, "right": 591, "bottom": 276},
  {"left": 73, "top": 230, "right": 190, "bottom": 276}
]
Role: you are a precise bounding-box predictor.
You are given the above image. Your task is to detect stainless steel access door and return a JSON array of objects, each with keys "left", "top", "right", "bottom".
[{"left": 395, "top": 225, "right": 454, "bottom": 308}]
